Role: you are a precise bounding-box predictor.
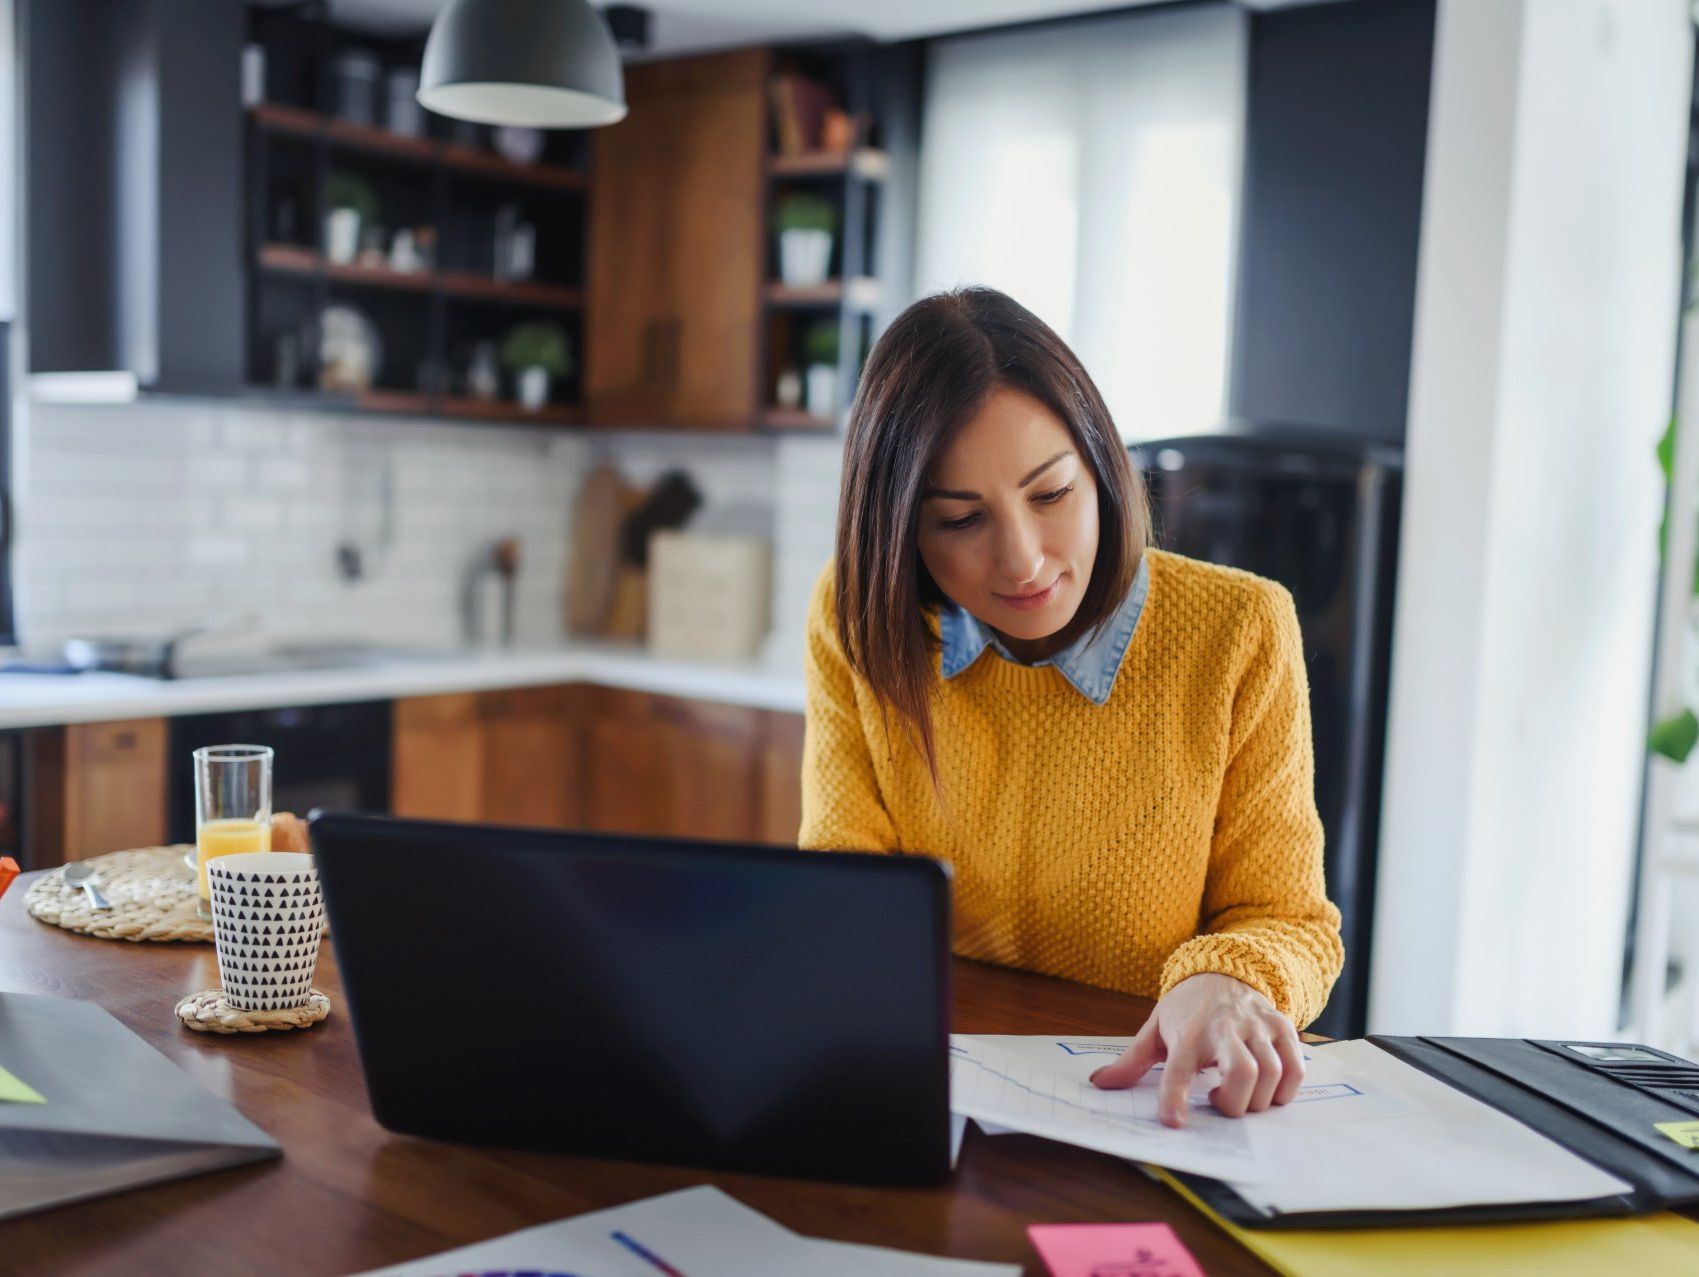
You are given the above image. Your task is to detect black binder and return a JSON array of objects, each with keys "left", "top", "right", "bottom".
[{"left": 1170, "top": 1036, "right": 1699, "bottom": 1229}]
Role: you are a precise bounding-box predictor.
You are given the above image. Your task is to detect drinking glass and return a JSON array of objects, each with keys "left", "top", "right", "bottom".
[{"left": 193, "top": 745, "right": 272, "bottom": 921}]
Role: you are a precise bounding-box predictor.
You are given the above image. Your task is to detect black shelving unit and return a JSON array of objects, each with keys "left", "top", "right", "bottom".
[
  {"left": 244, "top": 4, "right": 590, "bottom": 425},
  {"left": 755, "top": 43, "right": 892, "bottom": 433}
]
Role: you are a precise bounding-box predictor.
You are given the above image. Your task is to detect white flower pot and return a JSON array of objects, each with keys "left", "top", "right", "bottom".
[
  {"left": 324, "top": 208, "right": 361, "bottom": 265},
  {"left": 778, "top": 228, "right": 833, "bottom": 287},
  {"left": 804, "top": 363, "right": 838, "bottom": 420},
  {"left": 518, "top": 365, "right": 551, "bottom": 411}
]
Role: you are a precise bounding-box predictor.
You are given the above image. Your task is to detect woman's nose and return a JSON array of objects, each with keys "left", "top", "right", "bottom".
[{"left": 995, "top": 517, "right": 1045, "bottom": 586}]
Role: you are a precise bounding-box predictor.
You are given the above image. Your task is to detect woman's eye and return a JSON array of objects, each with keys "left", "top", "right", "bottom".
[
  {"left": 1034, "top": 483, "right": 1074, "bottom": 505},
  {"left": 937, "top": 512, "right": 980, "bottom": 531}
]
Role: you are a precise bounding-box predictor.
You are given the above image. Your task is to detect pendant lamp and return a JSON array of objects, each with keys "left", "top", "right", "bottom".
[{"left": 418, "top": 0, "right": 628, "bottom": 128}]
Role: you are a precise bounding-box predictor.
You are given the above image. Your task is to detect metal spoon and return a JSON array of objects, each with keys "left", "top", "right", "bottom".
[{"left": 62, "top": 861, "right": 113, "bottom": 911}]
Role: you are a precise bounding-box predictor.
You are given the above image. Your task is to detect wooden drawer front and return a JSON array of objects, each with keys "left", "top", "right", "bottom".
[
  {"left": 392, "top": 694, "right": 483, "bottom": 822},
  {"left": 481, "top": 686, "right": 584, "bottom": 830},
  {"left": 73, "top": 720, "right": 165, "bottom": 766},
  {"left": 755, "top": 711, "right": 806, "bottom": 846},
  {"left": 64, "top": 719, "right": 168, "bottom": 860},
  {"left": 479, "top": 684, "right": 576, "bottom": 721},
  {"left": 582, "top": 688, "right": 759, "bottom": 840},
  {"left": 394, "top": 692, "right": 480, "bottom": 730}
]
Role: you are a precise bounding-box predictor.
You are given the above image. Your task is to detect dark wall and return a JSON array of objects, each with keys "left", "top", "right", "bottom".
[
  {"left": 24, "top": 0, "right": 243, "bottom": 392},
  {"left": 1230, "top": 0, "right": 1436, "bottom": 443}
]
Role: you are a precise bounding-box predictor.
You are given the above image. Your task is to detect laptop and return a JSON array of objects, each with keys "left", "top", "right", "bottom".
[{"left": 308, "top": 812, "right": 954, "bottom": 1184}]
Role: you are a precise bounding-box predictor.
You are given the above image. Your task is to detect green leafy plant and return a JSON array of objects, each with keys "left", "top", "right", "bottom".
[
  {"left": 1650, "top": 412, "right": 1699, "bottom": 762},
  {"left": 802, "top": 320, "right": 839, "bottom": 368},
  {"left": 1650, "top": 709, "right": 1698, "bottom": 764},
  {"left": 324, "top": 171, "right": 378, "bottom": 223},
  {"left": 499, "top": 321, "right": 573, "bottom": 376},
  {"left": 770, "top": 192, "right": 838, "bottom": 236}
]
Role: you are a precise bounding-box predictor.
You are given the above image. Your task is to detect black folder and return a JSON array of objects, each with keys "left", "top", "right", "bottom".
[{"left": 1170, "top": 1036, "right": 1699, "bottom": 1229}]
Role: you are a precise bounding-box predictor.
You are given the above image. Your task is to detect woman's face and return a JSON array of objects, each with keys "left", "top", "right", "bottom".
[{"left": 917, "top": 387, "right": 1100, "bottom": 660}]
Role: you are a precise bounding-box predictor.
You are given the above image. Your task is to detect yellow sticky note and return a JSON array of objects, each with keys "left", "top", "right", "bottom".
[
  {"left": 1655, "top": 1120, "right": 1699, "bottom": 1149},
  {"left": 0, "top": 1064, "right": 45, "bottom": 1104}
]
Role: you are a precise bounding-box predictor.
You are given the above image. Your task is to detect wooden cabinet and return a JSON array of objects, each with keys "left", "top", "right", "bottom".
[
  {"left": 392, "top": 687, "right": 585, "bottom": 828},
  {"left": 586, "top": 49, "right": 767, "bottom": 429},
  {"left": 479, "top": 686, "right": 584, "bottom": 829},
  {"left": 756, "top": 710, "right": 807, "bottom": 845},
  {"left": 395, "top": 685, "right": 800, "bottom": 842},
  {"left": 30, "top": 720, "right": 169, "bottom": 862},
  {"left": 392, "top": 694, "right": 485, "bottom": 823},
  {"left": 581, "top": 687, "right": 761, "bottom": 839}
]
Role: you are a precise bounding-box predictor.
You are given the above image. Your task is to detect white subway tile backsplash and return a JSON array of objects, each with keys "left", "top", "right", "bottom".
[
  {"left": 18, "top": 405, "right": 843, "bottom": 661},
  {"left": 184, "top": 454, "right": 248, "bottom": 486}
]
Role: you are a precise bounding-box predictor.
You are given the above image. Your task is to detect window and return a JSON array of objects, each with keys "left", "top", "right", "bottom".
[{"left": 914, "top": 4, "right": 1247, "bottom": 441}]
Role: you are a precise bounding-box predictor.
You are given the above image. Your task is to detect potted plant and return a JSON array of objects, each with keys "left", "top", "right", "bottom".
[
  {"left": 802, "top": 319, "right": 839, "bottom": 420},
  {"left": 324, "top": 172, "right": 378, "bottom": 265},
  {"left": 500, "top": 321, "right": 573, "bottom": 411},
  {"left": 771, "top": 192, "right": 838, "bottom": 287}
]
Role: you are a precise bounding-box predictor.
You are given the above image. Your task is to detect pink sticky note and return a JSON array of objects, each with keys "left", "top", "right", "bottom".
[{"left": 1028, "top": 1222, "right": 1207, "bottom": 1277}]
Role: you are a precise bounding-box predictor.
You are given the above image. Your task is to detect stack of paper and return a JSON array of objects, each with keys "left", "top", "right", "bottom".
[
  {"left": 950, "top": 1034, "right": 1634, "bottom": 1215},
  {"left": 356, "top": 1184, "right": 1021, "bottom": 1277}
]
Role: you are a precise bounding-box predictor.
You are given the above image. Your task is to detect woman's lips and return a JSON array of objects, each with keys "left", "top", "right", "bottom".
[{"left": 995, "top": 578, "right": 1061, "bottom": 612}]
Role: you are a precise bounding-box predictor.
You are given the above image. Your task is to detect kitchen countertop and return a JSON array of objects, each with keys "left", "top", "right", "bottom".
[{"left": 0, "top": 642, "right": 808, "bottom": 729}]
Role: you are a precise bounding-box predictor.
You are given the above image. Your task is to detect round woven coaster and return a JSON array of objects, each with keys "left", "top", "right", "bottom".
[
  {"left": 25, "top": 845, "right": 212, "bottom": 943},
  {"left": 175, "top": 988, "right": 332, "bottom": 1035}
]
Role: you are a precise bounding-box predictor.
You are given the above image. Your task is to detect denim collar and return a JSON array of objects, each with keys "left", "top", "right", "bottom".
[{"left": 937, "top": 553, "right": 1151, "bottom": 705}]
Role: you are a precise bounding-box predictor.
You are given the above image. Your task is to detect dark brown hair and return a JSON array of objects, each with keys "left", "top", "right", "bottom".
[{"left": 834, "top": 286, "right": 1152, "bottom": 778}]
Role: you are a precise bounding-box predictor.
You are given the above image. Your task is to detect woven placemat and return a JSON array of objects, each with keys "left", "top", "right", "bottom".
[
  {"left": 176, "top": 988, "right": 332, "bottom": 1034},
  {"left": 25, "top": 845, "right": 212, "bottom": 943}
]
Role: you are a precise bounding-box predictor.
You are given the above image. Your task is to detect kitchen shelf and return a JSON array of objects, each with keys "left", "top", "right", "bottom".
[
  {"left": 356, "top": 390, "right": 434, "bottom": 415},
  {"left": 438, "top": 272, "right": 583, "bottom": 310},
  {"left": 440, "top": 143, "right": 589, "bottom": 191},
  {"left": 760, "top": 406, "right": 835, "bottom": 431},
  {"left": 764, "top": 278, "right": 881, "bottom": 310},
  {"left": 250, "top": 103, "right": 589, "bottom": 192},
  {"left": 250, "top": 102, "right": 319, "bottom": 139},
  {"left": 327, "top": 260, "right": 434, "bottom": 292},
  {"left": 258, "top": 246, "right": 582, "bottom": 310},
  {"left": 256, "top": 242, "right": 320, "bottom": 274},
  {"left": 766, "top": 148, "right": 889, "bottom": 180},
  {"left": 325, "top": 115, "right": 437, "bottom": 164},
  {"left": 438, "top": 397, "right": 584, "bottom": 425}
]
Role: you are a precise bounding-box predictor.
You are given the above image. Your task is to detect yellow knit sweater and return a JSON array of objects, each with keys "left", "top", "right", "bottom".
[{"left": 799, "top": 548, "right": 1344, "bottom": 1028}]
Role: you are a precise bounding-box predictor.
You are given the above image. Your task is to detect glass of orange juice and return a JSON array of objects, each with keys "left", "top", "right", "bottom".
[{"left": 193, "top": 745, "right": 273, "bottom": 920}]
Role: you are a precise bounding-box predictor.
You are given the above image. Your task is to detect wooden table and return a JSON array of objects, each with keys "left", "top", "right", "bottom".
[{"left": 0, "top": 872, "right": 1280, "bottom": 1277}]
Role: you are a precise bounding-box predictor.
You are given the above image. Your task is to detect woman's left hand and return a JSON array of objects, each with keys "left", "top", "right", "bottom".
[{"left": 1089, "top": 972, "right": 1304, "bottom": 1127}]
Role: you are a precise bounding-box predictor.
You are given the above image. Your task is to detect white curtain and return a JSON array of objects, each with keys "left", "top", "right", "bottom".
[{"left": 915, "top": 4, "right": 1246, "bottom": 441}]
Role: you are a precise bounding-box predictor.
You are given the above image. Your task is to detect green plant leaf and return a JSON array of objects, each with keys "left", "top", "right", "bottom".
[
  {"left": 802, "top": 320, "right": 839, "bottom": 368},
  {"left": 499, "top": 322, "right": 572, "bottom": 375},
  {"left": 1650, "top": 708, "right": 1699, "bottom": 763},
  {"left": 324, "top": 171, "right": 379, "bottom": 223},
  {"left": 1653, "top": 413, "right": 1699, "bottom": 595},
  {"left": 770, "top": 192, "right": 838, "bottom": 235}
]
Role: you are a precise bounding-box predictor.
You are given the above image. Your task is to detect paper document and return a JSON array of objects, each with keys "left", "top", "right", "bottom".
[
  {"left": 953, "top": 1035, "right": 1630, "bottom": 1216},
  {"left": 1220, "top": 1039, "right": 1635, "bottom": 1216},
  {"left": 356, "top": 1184, "right": 1020, "bottom": 1277},
  {"left": 962, "top": 1035, "right": 1415, "bottom": 1125},
  {"left": 948, "top": 1036, "right": 1272, "bottom": 1182}
]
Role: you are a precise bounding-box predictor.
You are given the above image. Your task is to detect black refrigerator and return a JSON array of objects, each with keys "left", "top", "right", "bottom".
[{"left": 1130, "top": 431, "right": 1403, "bottom": 1039}]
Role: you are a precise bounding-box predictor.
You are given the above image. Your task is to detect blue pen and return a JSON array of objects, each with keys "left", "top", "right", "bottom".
[{"left": 611, "top": 1231, "right": 689, "bottom": 1277}]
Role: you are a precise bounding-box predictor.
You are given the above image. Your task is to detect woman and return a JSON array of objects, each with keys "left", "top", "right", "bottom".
[{"left": 800, "top": 287, "right": 1343, "bottom": 1128}]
